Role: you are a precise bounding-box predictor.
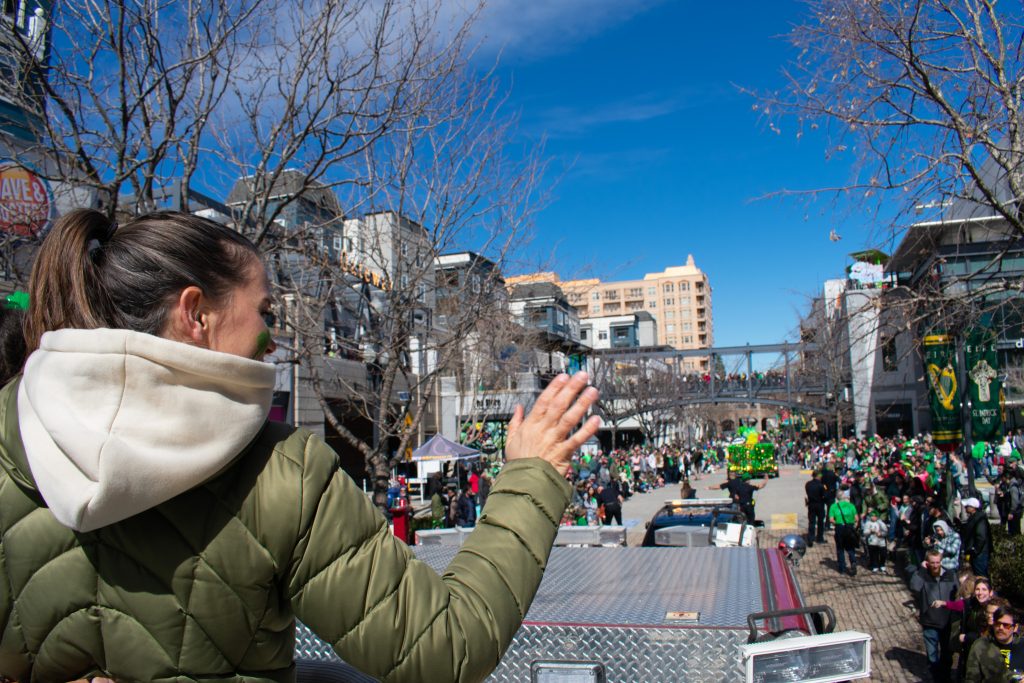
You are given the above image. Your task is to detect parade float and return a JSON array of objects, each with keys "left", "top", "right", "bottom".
[{"left": 727, "top": 426, "right": 779, "bottom": 478}]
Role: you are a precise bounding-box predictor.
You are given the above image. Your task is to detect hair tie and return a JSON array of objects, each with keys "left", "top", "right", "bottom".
[
  {"left": 87, "top": 238, "right": 103, "bottom": 259},
  {"left": 105, "top": 220, "right": 119, "bottom": 241}
]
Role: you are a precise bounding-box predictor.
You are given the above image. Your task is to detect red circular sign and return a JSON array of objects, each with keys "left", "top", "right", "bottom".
[{"left": 0, "top": 162, "right": 55, "bottom": 237}]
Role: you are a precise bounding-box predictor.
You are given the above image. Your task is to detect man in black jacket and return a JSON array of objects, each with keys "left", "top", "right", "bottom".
[
  {"left": 597, "top": 481, "right": 624, "bottom": 526},
  {"left": 820, "top": 464, "right": 839, "bottom": 531},
  {"left": 805, "top": 470, "right": 827, "bottom": 547},
  {"left": 910, "top": 549, "right": 959, "bottom": 683},
  {"left": 961, "top": 497, "right": 992, "bottom": 577}
]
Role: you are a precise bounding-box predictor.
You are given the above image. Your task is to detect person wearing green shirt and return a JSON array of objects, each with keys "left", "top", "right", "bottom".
[
  {"left": 971, "top": 440, "right": 989, "bottom": 479},
  {"left": 829, "top": 490, "right": 861, "bottom": 576}
]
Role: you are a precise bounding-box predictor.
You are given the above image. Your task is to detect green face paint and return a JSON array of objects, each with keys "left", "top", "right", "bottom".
[{"left": 253, "top": 330, "right": 271, "bottom": 360}]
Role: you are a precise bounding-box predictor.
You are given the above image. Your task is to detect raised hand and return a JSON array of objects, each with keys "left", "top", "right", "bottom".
[{"left": 505, "top": 372, "right": 601, "bottom": 476}]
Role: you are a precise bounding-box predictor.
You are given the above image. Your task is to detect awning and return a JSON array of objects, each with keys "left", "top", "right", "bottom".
[{"left": 411, "top": 434, "right": 481, "bottom": 462}]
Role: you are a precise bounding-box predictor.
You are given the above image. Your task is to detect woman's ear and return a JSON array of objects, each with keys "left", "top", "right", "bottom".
[{"left": 165, "top": 286, "right": 208, "bottom": 345}]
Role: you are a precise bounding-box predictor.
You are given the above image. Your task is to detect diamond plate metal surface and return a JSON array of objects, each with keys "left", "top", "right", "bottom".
[
  {"left": 295, "top": 621, "right": 343, "bottom": 663},
  {"left": 294, "top": 546, "right": 764, "bottom": 681},
  {"left": 415, "top": 545, "right": 763, "bottom": 627},
  {"left": 488, "top": 624, "right": 746, "bottom": 682}
]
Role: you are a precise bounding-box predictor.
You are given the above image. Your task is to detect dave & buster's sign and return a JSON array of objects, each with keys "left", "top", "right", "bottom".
[{"left": 0, "top": 162, "right": 56, "bottom": 237}]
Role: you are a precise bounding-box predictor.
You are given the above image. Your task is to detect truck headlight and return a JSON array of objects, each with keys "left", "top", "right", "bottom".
[{"left": 741, "top": 631, "right": 871, "bottom": 683}]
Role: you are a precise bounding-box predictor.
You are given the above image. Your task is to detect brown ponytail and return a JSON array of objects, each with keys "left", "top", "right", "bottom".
[
  {"left": 24, "top": 209, "right": 114, "bottom": 355},
  {"left": 23, "top": 209, "right": 259, "bottom": 357}
]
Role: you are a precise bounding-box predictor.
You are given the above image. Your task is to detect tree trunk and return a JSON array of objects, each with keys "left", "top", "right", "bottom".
[{"left": 370, "top": 454, "right": 392, "bottom": 514}]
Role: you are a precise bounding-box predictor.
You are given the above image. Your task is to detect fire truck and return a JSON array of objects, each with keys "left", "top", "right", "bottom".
[{"left": 292, "top": 498, "right": 872, "bottom": 682}]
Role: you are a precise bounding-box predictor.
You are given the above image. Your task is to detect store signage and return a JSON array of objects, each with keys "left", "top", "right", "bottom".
[
  {"left": 338, "top": 251, "right": 391, "bottom": 290},
  {"left": 0, "top": 162, "right": 55, "bottom": 237}
]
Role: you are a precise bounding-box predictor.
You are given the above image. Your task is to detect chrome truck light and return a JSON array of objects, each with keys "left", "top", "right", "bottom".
[
  {"left": 740, "top": 631, "right": 872, "bottom": 683},
  {"left": 530, "top": 661, "right": 605, "bottom": 683}
]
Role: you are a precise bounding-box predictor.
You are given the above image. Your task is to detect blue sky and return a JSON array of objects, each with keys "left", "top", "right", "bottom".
[{"left": 466, "top": 0, "right": 885, "bottom": 348}]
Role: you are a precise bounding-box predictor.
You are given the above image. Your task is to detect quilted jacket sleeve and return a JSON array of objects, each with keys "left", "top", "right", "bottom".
[{"left": 286, "top": 433, "right": 571, "bottom": 683}]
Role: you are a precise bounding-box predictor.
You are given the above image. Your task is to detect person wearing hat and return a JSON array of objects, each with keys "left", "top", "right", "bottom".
[{"left": 961, "top": 497, "right": 992, "bottom": 577}]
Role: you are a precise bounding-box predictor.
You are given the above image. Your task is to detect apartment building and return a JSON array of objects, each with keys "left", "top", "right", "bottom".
[{"left": 506, "top": 255, "right": 713, "bottom": 370}]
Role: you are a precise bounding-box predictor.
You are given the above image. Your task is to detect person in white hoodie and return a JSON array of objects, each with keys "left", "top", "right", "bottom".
[
  {"left": 0, "top": 208, "right": 602, "bottom": 683},
  {"left": 862, "top": 510, "right": 889, "bottom": 573}
]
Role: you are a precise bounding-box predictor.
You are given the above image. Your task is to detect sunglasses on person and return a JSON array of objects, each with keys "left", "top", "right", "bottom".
[{"left": 994, "top": 621, "right": 1016, "bottom": 630}]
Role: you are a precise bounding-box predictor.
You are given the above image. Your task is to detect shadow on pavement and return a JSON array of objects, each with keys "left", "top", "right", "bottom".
[{"left": 884, "top": 646, "right": 932, "bottom": 681}]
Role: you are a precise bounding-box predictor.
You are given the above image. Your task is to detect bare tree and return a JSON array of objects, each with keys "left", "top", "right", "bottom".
[
  {"left": 609, "top": 358, "right": 680, "bottom": 446},
  {"left": 283, "top": 60, "right": 546, "bottom": 508},
  {"left": 760, "top": 0, "right": 1024, "bottom": 236},
  {"left": 796, "top": 292, "right": 856, "bottom": 437},
  {"left": 590, "top": 359, "right": 637, "bottom": 450}
]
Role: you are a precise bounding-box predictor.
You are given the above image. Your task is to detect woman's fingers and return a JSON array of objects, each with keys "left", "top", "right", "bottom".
[
  {"left": 508, "top": 404, "right": 524, "bottom": 437},
  {"left": 528, "top": 373, "right": 569, "bottom": 422},
  {"left": 557, "top": 386, "right": 600, "bottom": 433},
  {"left": 545, "top": 372, "right": 591, "bottom": 425},
  {"left": 565, "top": 415, "right": 602, "bottom": 451}
]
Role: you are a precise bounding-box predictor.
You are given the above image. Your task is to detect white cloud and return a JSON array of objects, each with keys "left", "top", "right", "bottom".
[
  {"left": 443, "top": 0, "right": 664, "bottom": 62},
  {"left": 530, "top": 93, "right": 683, "bottom": 137}
]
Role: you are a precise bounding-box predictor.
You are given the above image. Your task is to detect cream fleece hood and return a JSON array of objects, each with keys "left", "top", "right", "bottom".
[{"left": 18, "top": 328, "right": 276, "bottom": 532}]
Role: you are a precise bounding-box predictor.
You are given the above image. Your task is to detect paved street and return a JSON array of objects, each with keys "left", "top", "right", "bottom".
[{"left": 620, "top": 465, "right": 930, "bottom": 682}]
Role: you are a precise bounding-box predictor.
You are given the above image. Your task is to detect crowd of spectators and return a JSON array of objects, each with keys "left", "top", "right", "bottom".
[{"left": 800, "top": 431, "right": 1024, "bottom": 682}]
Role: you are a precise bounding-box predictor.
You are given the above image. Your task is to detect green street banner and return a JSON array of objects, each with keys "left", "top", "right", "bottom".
[
  {"left": 966, "top": 327, "right": 1003, "bottom": 441},
  {"left": 924, "top": 333, "right": 962, "bottom": 445}
]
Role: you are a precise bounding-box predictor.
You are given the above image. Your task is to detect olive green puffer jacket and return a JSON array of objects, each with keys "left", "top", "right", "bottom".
[{"left": 0, "top": 380, "right": 571, "bottom": 682}]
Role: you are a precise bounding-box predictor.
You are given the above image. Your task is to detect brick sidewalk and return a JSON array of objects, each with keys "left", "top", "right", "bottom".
[{"left": 762, "top": 530, "right": 932, "bottom": 682}]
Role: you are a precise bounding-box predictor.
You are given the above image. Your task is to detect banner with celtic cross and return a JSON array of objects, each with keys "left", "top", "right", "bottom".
[{"left": 966, "top": 327, "right": 1003, "bottom": 441}]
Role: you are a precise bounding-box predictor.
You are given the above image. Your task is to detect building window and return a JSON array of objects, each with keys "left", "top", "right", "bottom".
[
  {"left": 683, "top": 335, "right": 692, "bottom": 344},
  {"left": 664, "top": 297, "right": 674, "bottom": 306},
  {"left": 614, "top": 328, "right": 629, "bottom": 339},
  {"left": 581, "top": 329, "right": 589, "bottom": 340},
  {"left": 882, "top": 336, "right": 898, "bottom": 372},
  {"left": 665, "top": 310, "right": 675, "bottom": 319},
  {"left": 663, "top": 283, "right": 674, "bottom": 293},
  {"left": 681, "top": 309, "right": 691, "bottom": 319},
  {"left": 679, "top": 281, "right": 689, "bottom": 291},
  {"left": 666, "top": 324, "right": 675, "bottom": 333},
  {"left": 647, "top": 287, "right": 656, "bottom": 295},
  {"left": 627, "top": 287, "right": 643, "bottom": 298},
  {"left": 648, "top": 301, "right": 657, "bottom": 308},
  {"left": 416, "top": 284, "right": 427, "bottom": 303},
  {"left": 401, "top": 243, "right": 409, "bottom": 258},
  {"left": 667, "top": 336, "right": 676, "bottom": 345},
  {"left": 603, "top": 289, "right": 619, "bottom": 300},
  {"left": 598, "top": 331, "right": 608, "bottom": 340},
  {"left": 683, "top": 322, "right": 692, "bottom": 331},
  {"left": 332, "top": 235, "right": 343, "bottom": 252},
  {"left": 591, "top": 292, "right": 600, "bottom": 301},
  {"left": 591, "top": 305, "right": 600, "bottom": 313}
]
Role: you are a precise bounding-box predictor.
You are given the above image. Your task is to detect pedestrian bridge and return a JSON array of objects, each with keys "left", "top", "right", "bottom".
[{"left": 591, "top": 342, "right": 831, "bottom": 415}]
